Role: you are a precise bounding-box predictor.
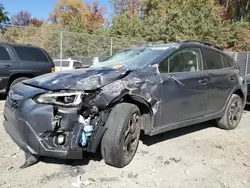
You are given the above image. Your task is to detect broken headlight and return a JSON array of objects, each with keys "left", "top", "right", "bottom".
[{"left": 34, "top": 91, "right": 84, "bottom": 106}]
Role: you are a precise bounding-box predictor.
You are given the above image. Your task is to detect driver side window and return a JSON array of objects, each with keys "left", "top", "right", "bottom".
[{"left": 159, "top": 48, "right": 202, "bottom": 73}]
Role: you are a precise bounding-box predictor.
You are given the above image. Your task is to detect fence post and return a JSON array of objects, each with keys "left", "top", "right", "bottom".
[
  {"left": 110, "top": 37, "right": 113, "bottom": 56},
  {"left": 60, "top": 31, "right": 63, "bottom": 71},
  {"left": 245, "top": 52, "right": 249, "bottom": 76}
]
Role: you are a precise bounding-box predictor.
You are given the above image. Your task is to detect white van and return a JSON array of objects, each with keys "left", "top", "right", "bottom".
[{"left": 53, "top": 58, "right": 83, "bottom": 71}]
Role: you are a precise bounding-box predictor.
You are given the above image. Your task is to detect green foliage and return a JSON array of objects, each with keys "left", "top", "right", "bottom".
[
  {"left": 0, "top": 4, "right": 9, "bottom": 23},
  {"left": 0, "top": 3, "right": 10, "bottom": 32},
  {"left": 111, "top": 0, "right": 249, "bottom": 50},
  {"left": 111, "top": 12, "right": 144, "bottom": 38}
]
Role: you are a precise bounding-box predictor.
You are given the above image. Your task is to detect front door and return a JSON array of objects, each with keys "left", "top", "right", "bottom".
[{"left": 155, "top": 47, "right": 207, "bottom": 127}]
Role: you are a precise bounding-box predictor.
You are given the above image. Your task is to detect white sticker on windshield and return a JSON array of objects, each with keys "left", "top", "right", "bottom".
[{"left": 150, "top": 46, "right": 170, "bottom": 50}]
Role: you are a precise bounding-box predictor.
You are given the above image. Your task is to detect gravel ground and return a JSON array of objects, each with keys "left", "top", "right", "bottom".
[{"left": 0, "top": 98, "right": 249, "bottom": 188}]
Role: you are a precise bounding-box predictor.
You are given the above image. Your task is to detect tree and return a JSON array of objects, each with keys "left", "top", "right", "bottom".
[
  {"left": 111, "top": 0, "right": 140, "bottom": 15},
  {"left": 216, "top": 0, "right": 250, "bottom": 21},
  {"left": 111, "top": 12, "right": 144, "bottom": 38},
  {"left": 29, "top": 18, "right": 44, "bottom": 27},
  {"left": 11, "top": 11, "right": 31, "bottom": 26},
  {"left": 85, "top": 1, "right": 106, "bottom": 32},
  {"left": 141, "top": 0, "right": 247, "bottom": 49},
  {"left": 49, "top": 0, "right": 85, "bottom": 25},
  {"left": 0, "top": 3, "right": 10, "bottom": 32},
  {"left": 49, "top": 0, "right": 105, "bottom": 33}
]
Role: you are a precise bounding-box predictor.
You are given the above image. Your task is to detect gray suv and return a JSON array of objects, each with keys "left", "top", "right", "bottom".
[
  {"left": 0, "top": 43, "right": 55, "bottom": 93},
  {"left": 3, "top": 41, "right": 247, "bottom": 169}
]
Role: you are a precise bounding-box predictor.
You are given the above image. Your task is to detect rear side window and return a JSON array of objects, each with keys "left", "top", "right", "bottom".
[
  {"left": 203, "top": 49, "right": 224, "bottom": 70},
  {"left": 222, "top": 55, "right": 234, "bottom": 67},
  {"left": 0, "top": 46, "right": 11, "bottom": 60},
  {"left": 73, "top": 61, "right": 82, "bottom": 67},
  {"left": 14, "top": 46, "right": 49, "bottom": 62},
  {"left": 54, "top": 61, "right": 70, "bottom": 67}
]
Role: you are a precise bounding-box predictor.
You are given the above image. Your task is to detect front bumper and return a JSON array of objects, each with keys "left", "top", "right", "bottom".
[
  {"left": 3, "top": 87, "right": 84, "bottom": 159},
  {"left": 3, "top": 115, "right": 83, "bottom": 159}
]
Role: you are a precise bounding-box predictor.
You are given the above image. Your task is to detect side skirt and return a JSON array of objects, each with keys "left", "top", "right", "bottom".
[{"left": 149, "top": 111, "right": 224, "bottom": 136}]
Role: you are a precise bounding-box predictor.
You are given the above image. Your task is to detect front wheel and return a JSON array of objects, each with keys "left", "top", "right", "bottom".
[
  {"left": 101, "top": 103, "right": 141, "bottom": 168},
  {"left": 217, "top": 94, "right": 243, "bottom": 130}
]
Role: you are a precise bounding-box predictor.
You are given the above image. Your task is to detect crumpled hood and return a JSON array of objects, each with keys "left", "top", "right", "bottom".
[{"left": 23, "top": 68, "right": 130, "bottom": 91}]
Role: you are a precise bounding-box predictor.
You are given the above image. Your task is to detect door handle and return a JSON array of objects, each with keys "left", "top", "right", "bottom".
[
  {"left": 4, "top": 65, "right": 11, "bottom": 68},
  {"left": 199, "top": 78, "right": 208, "bottom": 85},
  {"left": 228, "top": 77, "right": 235, "bottom": 81}
]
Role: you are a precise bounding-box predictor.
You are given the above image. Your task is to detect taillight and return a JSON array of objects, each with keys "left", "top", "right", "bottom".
[{"left": 51, "top": 67, "right": 55, "bottom": 72}]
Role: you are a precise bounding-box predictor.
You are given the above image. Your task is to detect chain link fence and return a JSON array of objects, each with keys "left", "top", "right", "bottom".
[
  {"left": 1, "top": 25, "right": 249, "bottom": 70},
  {"left": 226, "top": 52, "right": 250, "bottom": 76},
  {"left": 0, "top": 25, "right": 155, "bottom": 65}
]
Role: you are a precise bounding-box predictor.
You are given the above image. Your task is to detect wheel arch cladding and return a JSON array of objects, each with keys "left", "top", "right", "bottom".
[{"left": 233, "top": 89, "right": 244, "bottom": 100}]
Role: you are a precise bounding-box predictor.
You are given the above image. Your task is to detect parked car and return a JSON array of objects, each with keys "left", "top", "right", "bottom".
[
  {"left": 3, "top": 40, "right": 247, "bottom": 169},
  {"left": 244, "top": 75, "right": 250, "bottom": 105},
  {"left": 53, "top": 58, "right": 84, "bottom": 71},
  {"left": 0, "top": 43, "right": 55, "bottom": 93}
]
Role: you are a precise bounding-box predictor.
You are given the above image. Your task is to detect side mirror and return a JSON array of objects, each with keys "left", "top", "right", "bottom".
[{"left": 147, "top": 63, "right": 160, "bottom": 74}]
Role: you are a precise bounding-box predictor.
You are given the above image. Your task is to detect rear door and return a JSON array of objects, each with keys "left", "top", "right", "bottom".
[
  {"left": 13, "top": 46, "right": 54, "bottom": 76},
  {"left": 0, "top": 45, "right": 16, "bottom": 91},
  {"left": 202, "top": 48, "right": 236, "bottom": 114}
]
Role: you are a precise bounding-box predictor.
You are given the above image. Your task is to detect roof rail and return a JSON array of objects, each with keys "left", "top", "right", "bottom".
[{"left": 180, "top": 40, "right": 223, "bottom": 51}]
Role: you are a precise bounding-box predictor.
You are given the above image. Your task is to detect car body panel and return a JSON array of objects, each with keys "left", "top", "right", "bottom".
[
  {"left": 243, "top": 75, "right": 250, "bottom": 104},
  {"left": 205, "top": 68, "right": 238, "bottom": 114},
  {"left": 154, "top": 71, "right": 207, "bottom": 127},
  {"left": 23, "top": 68, "right": 130, "bottom": 91}
]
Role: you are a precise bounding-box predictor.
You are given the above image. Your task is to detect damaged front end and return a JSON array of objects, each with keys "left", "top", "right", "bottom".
[
  {"left": 3, "top": 66, "right": 160, "bottom": 161},
  {"left": 3, "top": 85, "right": 110, "bottom": 160},
  {"left": 34, "top": 89, "right": 111, "bottom": 155}
]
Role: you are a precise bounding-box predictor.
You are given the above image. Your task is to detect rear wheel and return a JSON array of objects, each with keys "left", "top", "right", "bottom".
[
  {"left": 217, "top": 94, "right": 243, "bottom": 130},
  {"left": 9, "top": 77, "right": 29, "bottom": 90},
  {"left": 101, "top": 103, "right": 141, "bottom": 168}
]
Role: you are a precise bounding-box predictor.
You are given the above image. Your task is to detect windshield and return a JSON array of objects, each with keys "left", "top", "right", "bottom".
[
  {"left": 105, "top": 48, "right": 146, "bottom": 62},
  {"left": 54, "top": 60, "right": 70, "bottom": 67},
  {"left": 91, "top": 46, "right": 171, "bottom": 70}
]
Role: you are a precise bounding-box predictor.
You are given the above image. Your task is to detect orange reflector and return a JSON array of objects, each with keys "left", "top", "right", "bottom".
[
  {"left": 51, "top": 67, "right": 55, "bottom": 72},
  {"left": 113, "top": 65, "right": 123, "bottom": 69}
]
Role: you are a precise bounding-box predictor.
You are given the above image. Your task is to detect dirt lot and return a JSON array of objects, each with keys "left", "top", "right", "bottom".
[{"left": 0, "top": 99, "right": 249, "bottom": 188}]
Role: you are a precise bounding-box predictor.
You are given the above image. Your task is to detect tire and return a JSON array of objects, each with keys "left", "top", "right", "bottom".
[
  {"left": 101, "top": 103, "right": 141, "bottom": 168},
  {"left": 9, "top": 77, "right": 29, "bottom": 90},
  {"left": 217, "top": 94, "right": 243, "bottom": 130}
]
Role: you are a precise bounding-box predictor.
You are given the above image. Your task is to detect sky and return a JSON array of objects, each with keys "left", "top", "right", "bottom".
[{"left": 2, "top": 0, "right": 112, "bottom": 21}]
